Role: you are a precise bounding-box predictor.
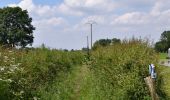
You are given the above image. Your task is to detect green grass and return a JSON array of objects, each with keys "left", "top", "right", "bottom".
[
  {"left": 38, "top": 64, "right": 97, "bottom": 100},
  {"left": 158, "top": 66, "right": 170, "bottom": 99},
  {"left": 0, "top": 40, "right": 167, "bottom": 99},
  {"left": 159, "top": 53, "right": 167, "bottom": 59}
]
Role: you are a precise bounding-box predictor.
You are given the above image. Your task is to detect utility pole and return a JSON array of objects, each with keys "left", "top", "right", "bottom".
[
  {"left": 87, "top": 36, "right": 89, "bottom": 50},
  {"left": 86, "top": 20, "right": 96, "bottom": 49},
  {"left": 87, "top": 36, "right": 90, "bottom": 59}
]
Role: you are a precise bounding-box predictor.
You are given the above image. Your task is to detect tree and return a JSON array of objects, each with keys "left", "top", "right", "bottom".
[
  {"left": 155, "top": 31, "right": 170, "bottom": 52},
  {"left": 111, "top": 38, "right": 121, "bottom": 44},
  {"left": 0, "top": 7, "right": 35, "bottom": 48},
  {"left": 93, "top": 38, "right": 121, "bottom": 50}
]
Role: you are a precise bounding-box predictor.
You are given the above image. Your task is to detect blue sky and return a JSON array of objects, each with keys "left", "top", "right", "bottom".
[{"left": 1, "top": 0, "right": 170, "bottom": 50}]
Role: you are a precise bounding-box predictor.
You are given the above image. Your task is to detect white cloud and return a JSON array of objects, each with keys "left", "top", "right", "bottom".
[
  {"left": 58, "top": 4, "right": 84, "bottom": 16},
  {"left": 64, "top": 0, "right": 115, "bottom": 11},
  {"left": 8, "top": 0, "right": 56, "bottom": 17},
  {"left": 112, "top": 12, "right": 149, "bottom": 25},
  {"left": 6, "top": 0, "right": 170, "bottom": 49},
  {"left": 61, "top": 0, "right": 116, "bottom": 15},
  {"left": 8, "top": 0, "right": 35, "bottom": 12},
  {"left": 81, "top": 15, "right": 106, "bottom": 24},
  {"left": 33, "top": 17, "right": 67, "bottom": 27}
]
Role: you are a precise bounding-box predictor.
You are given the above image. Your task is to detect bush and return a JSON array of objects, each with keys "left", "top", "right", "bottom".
[
  {"left": 90, "top": 40, "right": 160, "bottom": 99},
  {"left": 0, "top": 47, "right": 85, "bottom": 99}
]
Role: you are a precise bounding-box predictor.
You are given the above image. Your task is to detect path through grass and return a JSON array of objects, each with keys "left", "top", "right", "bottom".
[{"left": 39, "top": 64, "right": 101, "bottom": 100}]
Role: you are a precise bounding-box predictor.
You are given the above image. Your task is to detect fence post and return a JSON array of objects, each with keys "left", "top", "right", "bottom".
[{"left": 144, "top": 76, "right": 159, "bottom": 100}]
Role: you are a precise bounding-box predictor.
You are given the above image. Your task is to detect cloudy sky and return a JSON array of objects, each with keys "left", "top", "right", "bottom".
[{"left": 0, "top": 0, "right": 170, "bottom": 50}]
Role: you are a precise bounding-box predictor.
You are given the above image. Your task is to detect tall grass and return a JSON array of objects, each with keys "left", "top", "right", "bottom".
[
  {"left": 90, "top": 40, "right": 163, "bottom": 99},
  {"left": 0, "top": 47, "right": 85, "bottom": 99},
  {"left": 0, "top": 39, "right": 167, "bottom": 99}
]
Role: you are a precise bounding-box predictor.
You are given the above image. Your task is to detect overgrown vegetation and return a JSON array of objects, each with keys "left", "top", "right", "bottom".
[
  {"left": 90, "top": 40, "right": 165, "bottom": 99},
  {"left": 158, "top": 66, "right": 170, "bottom": 99},
  {"left": 0, "top": 47, "right": 84, "bottom": 99},
  {"left": 0, "top": 39, "right": 167, "bottom": 100}
]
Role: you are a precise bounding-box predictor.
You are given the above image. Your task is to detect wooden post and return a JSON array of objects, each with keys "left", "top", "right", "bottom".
[{"left": 144, "top": 76, "right": 159, "bottom": 100}]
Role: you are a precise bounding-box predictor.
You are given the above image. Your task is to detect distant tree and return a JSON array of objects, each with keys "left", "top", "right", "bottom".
[
  {"left": 82, "top": 47, "right": 88, "bottom": 51},
  {"left": 63, "top": 49, "right": 68, "bottom": 52},
  {"left": 111, "top": 38, "right": 121, "bottom": 44},
  {"left": 0, "top": 7, "right": 35, "bottom": 48},
  {"left": 93, "top": 38, "right": 121, "bottom": 50},
  {"left": 155, "top": 41, "right": 168, "bottom": 52},
  {"left": 155, "top": 31, "right": 170, "bottom": 52}
]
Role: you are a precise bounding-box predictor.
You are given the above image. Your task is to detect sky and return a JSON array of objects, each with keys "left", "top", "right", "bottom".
[{"left": 0, "top": 0, "right": 170, "bottom": 50}]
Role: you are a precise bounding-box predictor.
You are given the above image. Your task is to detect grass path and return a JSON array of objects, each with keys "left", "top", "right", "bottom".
[
  {"left": 71, "top": 65, "right": 90, "bottom": 100},
  {"left": 39, "top": 64, "right": 98, "bottom": 100}
]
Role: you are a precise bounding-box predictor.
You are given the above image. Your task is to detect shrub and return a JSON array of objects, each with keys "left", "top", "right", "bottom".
[{"left": 90, "top": 40, "right": 159, "bottom": 99}]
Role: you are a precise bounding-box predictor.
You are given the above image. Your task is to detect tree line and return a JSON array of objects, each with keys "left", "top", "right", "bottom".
[{"left": 155, "top": 31, "right": 170, "bottom": 52}]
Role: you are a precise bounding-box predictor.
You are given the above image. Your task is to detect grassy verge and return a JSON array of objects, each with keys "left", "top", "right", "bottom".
[
  {"left": 158, "top": 66, "right": 170, "bottom": 99},
  {"left": 38, "top": 64, "right": 92, "bottom": 100},
  {"left": 159, "top": 53, "right": 167, "bottom": 59}
]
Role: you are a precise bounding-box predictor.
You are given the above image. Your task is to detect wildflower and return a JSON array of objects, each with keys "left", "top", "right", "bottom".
[
  {"left": 17, "top": 63, "right": 21, "bottom": 66},
  {"left": 9, "top": 51, "right": 13, "bottom": 53},
  {"left": 4, "top": 56, "right": 8, "bottom": 59},
  {"left": 33, "top": 97, "right": 38, "bottom": 100},
  {"left": 9, "top": 68, "right": 14, "bottom": 72},
  {"left": 0, "top": 67, "right": 4, "bottom": 71},
  {"left": 20, "top": 91, "right": 24, "bottom": 94},
  {"left": 6, "top": 79, "right": 12, "bottom": 82}
]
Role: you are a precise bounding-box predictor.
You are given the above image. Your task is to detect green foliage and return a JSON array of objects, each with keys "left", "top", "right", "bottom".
[
  {"left": 158, "top": 66, "right": 170, "bottom": 99},
  {"left": 90, "top": 39, "right": 159, "bottom": 99},
  {"left": 0, "top": 7, "right": 35, "bottom": 47},
  {"left": 155, "top": 31, "right": 170, "bottom": 52},
  {"left": 159, "top": 53, "right": 167, "bottom": 59},
  {"left": 0, "top": 39, "right": 167, "bottom": 99},
  {"left": 93, "top": 38, "right": 121, "bottom": 50},
  {"left": 0, "top": 47, "right": 84, "bottom": 99}
]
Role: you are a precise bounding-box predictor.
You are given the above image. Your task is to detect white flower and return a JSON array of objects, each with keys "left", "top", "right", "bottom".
[
  {"left": 0, "top": 67, "right": 4, "bottom": 71},
  {"left": 33, "top": 97, "right": 38, "bottom": 100},
  {"left": 17, "top": 63, "right": 21, "bottom": 66},
  {"left": 9, "top": 68, "right": 14, "bottom": 72},
  {"left": 20, "top": 91, "right": 24, "bottom": 94},
  {"left": 9, "top": 51, "right": 13, "bottom": 53},
  {"left": 6, "top": 79, "right": 12, "bottom": 82},
  {"left": 4, "top": 56, "right": 8, "bottom": 59}
]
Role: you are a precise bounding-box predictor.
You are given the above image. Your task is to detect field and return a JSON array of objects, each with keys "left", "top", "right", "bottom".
[
  {"left": 159, "top": 53, "right": 167, "bottom": 59},
  {"left": 0, "top": 40, "right": 168, "bottom": 100}
]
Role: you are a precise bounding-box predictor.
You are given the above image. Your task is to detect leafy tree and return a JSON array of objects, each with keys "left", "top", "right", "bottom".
[
  {"left": 155, "top": 41, "right": 168, "bottom": 52},
  {"left": 155, "top": 31, "right": 170, "bottom": 52},
  {"left": 0, "top": 7, "right": 35, "bottom": 48},
  {"left": 111, "top": 38, "right": 121, "bottom": 44},
  {"left": 93, "top": 38, "right": 121, "bottom": 50}
]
